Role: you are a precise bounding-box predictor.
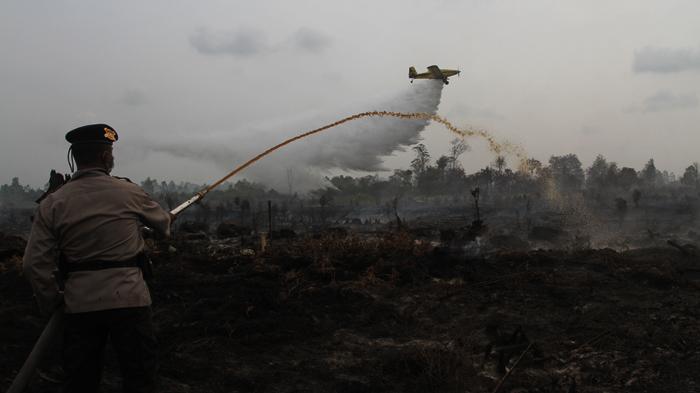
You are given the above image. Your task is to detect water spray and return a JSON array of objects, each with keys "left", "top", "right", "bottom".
[{"left": 170, "top": 110, "right": 525, "bottom": 216}]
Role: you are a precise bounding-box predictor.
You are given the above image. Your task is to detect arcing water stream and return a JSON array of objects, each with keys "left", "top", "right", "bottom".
[{"left": 172, "top": 110, "right": 526, "bottom": 215}]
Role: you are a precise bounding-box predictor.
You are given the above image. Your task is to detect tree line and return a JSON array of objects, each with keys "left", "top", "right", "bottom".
[{"left": 1, "top": 144, "right": 698, "bottom": 216}]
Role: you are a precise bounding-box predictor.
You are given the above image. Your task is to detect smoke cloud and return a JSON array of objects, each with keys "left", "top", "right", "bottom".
[
  {"left": 289, "top": 28, "right": 332, "bottom": 54},
  {"left": 634, "top": 46, "right": 700, "bottom": 73},
  {"left": 120, "top": 89, "right": 147, "bottom": 107},
  {"left": 151, "top": 81, "right": 444, "bottom": 189},
  {"left": 190, "top": 28, "right": 269, "bottom": 57},
  {"left": 294, "top": 81, "right": 444, "bottom": 170},
  {"left": 642, "top": 90, "right": 698, "bottom": 113},
  {"left": 190, "top": 27, "right": 332, "bottom": 57}
]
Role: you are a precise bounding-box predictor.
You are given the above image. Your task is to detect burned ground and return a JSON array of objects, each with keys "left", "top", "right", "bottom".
[{"left": 2, "top": 230, "right": 700, "bottom": 393}]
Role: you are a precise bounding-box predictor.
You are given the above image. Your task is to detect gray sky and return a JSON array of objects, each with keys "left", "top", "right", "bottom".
[{"left": 2, "top": 0, "right": 699, "bottom": 188}]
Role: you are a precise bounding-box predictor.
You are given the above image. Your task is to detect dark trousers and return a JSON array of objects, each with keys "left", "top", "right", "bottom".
[{"left": 62, "top": 306, "right": 157, "bottom": 393}]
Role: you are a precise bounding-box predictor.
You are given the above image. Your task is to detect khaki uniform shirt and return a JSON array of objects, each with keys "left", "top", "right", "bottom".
[{"left": 23, "top": 168, "right": 171, "bottom": 314}]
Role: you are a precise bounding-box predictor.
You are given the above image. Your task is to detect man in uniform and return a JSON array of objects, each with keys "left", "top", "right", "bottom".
[{"left": 23, "top": 124, "right": 172, "bottom": 393}]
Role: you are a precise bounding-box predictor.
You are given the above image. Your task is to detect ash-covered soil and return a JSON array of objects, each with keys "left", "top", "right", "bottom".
[{"left": 2, "top": 232, "right": 700, "bottom": 393}]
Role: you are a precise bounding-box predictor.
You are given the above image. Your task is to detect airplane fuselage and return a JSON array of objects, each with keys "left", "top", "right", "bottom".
[{"left": 409, "top": 65, "right": 460, "bottom": 84}]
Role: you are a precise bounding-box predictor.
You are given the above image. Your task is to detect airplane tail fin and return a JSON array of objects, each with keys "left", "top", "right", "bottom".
[{"left": 409, "top": 66, "right": 417, "bottom": 79}]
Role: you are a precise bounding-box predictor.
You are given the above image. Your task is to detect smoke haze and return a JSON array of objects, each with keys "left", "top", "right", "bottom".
[{"left": 151, "top": 81, "right": 444, "bottom": 189}]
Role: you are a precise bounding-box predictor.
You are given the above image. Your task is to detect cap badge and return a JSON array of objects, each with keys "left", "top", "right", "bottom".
[{"left": 104, "top": 128, "right": 116, "bottom": 142}]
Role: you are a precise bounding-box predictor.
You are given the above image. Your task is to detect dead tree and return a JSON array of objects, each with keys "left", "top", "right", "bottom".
[
  {"left": 471, "top": 187, "right": 484, "bottom": 229},
  {"left": 391, "top": 196, "right": 403, "bottom": 230},
  {"left": 614, "top": 197, "right": 627, "bottom": 227}
]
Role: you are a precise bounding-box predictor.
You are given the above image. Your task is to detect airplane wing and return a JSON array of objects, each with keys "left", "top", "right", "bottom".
[
  {"left": 413, "top": 72, "right": 433, "bottom": 79},
  {"left": 441, "top": 69, "right": 460, "bottom": 77},
  {"left": 427, "top": 65, "right": 445, "bottom": 79}
]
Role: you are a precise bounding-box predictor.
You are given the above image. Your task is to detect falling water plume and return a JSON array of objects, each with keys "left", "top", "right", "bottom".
[{"left": 152, "top": 81, "right": 446, "bottom": 188}]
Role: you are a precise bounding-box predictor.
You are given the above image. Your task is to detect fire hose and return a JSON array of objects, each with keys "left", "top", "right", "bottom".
[{"left": 7, "top": 111, "right": 500, "bottom": 392}]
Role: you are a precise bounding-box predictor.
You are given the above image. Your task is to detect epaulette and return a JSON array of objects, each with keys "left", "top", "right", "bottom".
[{"left": 113, "top": 176, "right": 134, "bottom": 183}]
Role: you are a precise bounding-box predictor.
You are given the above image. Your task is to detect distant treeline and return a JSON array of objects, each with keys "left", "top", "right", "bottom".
[{"left": 2, "top": 146, "right": 699, "bottom": 226}]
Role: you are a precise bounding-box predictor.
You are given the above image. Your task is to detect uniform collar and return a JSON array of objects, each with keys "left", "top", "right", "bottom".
[{"left": 71, "top": 168, "right": 110, "bottom": 181}]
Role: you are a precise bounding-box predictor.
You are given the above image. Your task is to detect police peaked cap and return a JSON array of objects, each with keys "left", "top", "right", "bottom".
[{"left": 65, "top": 124, "right": 118, "bottom": 145}]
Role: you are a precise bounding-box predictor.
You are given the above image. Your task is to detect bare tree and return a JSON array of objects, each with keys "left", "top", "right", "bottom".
[
  {"left": 615, "top": 197, "right": 628, "bottom": 226},
  {"left": 319, "top": 192, "right": 333, "bottom": 225},
  {"left": 493, "top": 156, "right": 507, "bottom": 174},
  {"left": 286, "top": 168, "right": 295, "bottom": 196},
  {"left": 449, "top": 138, "right": 469, "bottom": 170},
  {"left": 410, "top": 144, "right": 431, "bottom": 175},
  {"left": 391, "top": 197, "right": 402, "bottom": 229},
  {"left": 471, "top": 187, "right": 483, "bottom": 225}
]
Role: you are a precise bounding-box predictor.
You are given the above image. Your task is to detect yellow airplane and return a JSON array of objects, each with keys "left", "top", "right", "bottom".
[{"left": 409, "top": 65, "right": 460, "bottom": 84}]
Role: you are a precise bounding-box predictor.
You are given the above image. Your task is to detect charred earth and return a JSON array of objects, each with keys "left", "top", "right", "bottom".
[{"left": 2, "top": 229, "right": 700, "bottom": 392}]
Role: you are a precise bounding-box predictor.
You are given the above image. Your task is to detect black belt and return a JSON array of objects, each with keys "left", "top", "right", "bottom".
[{"left": 65, "top": 255, "right": 142, "bottom": 273}]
